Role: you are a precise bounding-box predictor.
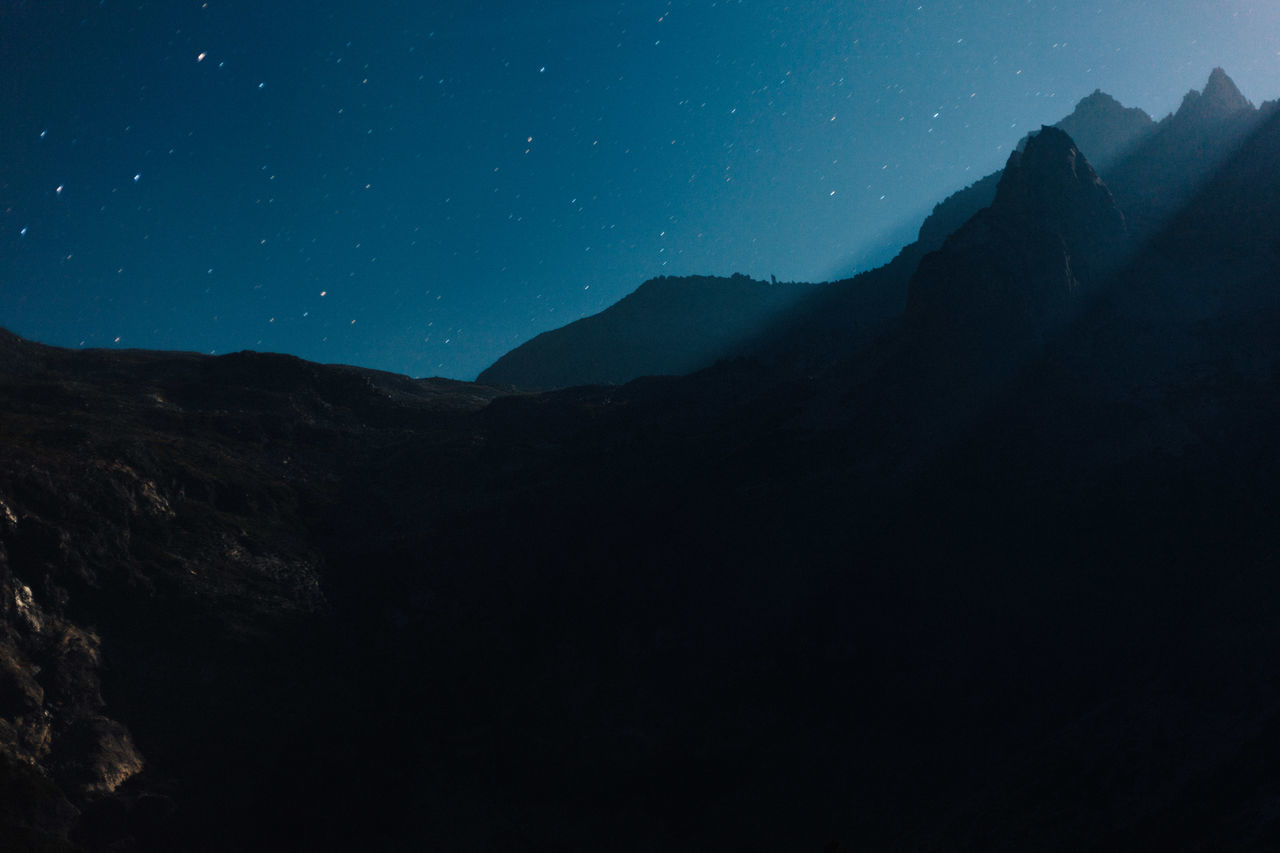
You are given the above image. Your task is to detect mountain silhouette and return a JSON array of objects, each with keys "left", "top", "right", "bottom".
[
  {"left": 1031, "top": 87, "right": 1156, "bottom": 170},
  {"left": 775, "top": 126, "right": 1131, "bottom": 470},
  {"left": 482, "top": 77, "right": 1162, "bottom": 390},
  {"left": 4, "top": 68, "right": 1280, "bottom": 852},
  {"left": 906, "top": 125, "right": 1127, "bottom": 352},
  {"left": 477, "top": 273, "right": 812, "bottom": 389},
  {"left": 1105, "top": 67, "right": 1265, "bottom": 238},
  {"left": 1176, "top": 65, "right": 1254, "bottom": 124}
]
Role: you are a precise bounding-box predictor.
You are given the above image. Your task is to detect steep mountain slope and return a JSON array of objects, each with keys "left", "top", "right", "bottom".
[
  {"left": 906, "top": 126, "right": 1128, "bottom": 354},
  {"left": 1106, "top": 67, "right": 1265, "bottom": 238},
  {"left": 774, "top": 126, "right": 1131, "bottom": 471},
  {"left": 883, "top": 101, "right": 1280, "bottom": 850},
  {"left": 914, "top": 88, "right": 1151, "bottom": 254}
]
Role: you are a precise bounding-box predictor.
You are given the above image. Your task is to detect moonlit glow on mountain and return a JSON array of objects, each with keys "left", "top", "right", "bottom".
[{"left": 2, "top": 0, "right": 1277, "bottom": 378}]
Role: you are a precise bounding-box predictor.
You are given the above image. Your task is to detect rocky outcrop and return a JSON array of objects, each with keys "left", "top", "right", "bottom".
[
  {"left": 914, "top": 89, "right": 1151, "bottom": 257},
  {"left": 0, "top": 343, "right": 504, "bottom": 850},
  {"left": 1176, "top": 66, "right": 1254, "bottom": 124},
  {"left": 905, "top": 126, "right": 1127, "bottom": 355},
  {"left": 1, "top": 521, "right": 145, "bottom": 795}
]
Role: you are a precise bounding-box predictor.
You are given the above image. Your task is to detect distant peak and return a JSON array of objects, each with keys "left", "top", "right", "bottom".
[
  {"left": 1012, "top": 88, "right": 1154, "bottom": 171},
  {"left": 1060, "top": 88, "right": 1154, "bottom": 129},
  {"left": 1177, "top": 67, "right": 1253, "bottom": 122},
  {"left": 1075, "top": 89, "right": 1122, "bottom": 110},
  {"left": 1001, "top": 126, "right": 1093, "bottom": 191},
  {"left": 1204, "top": 67, "right": 1250, "bottom": 106}
]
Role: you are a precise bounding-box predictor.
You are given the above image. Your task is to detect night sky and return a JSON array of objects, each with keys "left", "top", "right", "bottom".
[{"left": 3, "top": 2, "right": 1277, "bottom": 380}]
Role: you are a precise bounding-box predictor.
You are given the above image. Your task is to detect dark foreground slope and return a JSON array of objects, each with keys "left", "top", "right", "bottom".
[
  {"left": 2, "top": 92, "right": 1280, "bottom": 853},
  {"left": 0, "top": 339, "right": 504, "bottom": 851}
]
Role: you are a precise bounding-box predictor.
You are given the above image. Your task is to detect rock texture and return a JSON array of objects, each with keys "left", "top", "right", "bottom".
[
  {"left": 0, "top": 338, "right": 503, "bottom": 850},
  {"left": 906, "top": 126, "right": 1127, "bottom": 352}
]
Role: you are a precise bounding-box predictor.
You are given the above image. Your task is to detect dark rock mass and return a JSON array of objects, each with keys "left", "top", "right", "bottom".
[
  {"left": 1176, "top": 65, "right": 1254, "bottom": 124},
  {"left": 905, "top": 125, "right": 1126, "bottom": 355}
]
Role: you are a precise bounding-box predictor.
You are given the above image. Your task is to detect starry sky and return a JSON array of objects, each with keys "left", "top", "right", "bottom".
[{"left": 3, "top": 1, "right": 1278, "bottom": 379}]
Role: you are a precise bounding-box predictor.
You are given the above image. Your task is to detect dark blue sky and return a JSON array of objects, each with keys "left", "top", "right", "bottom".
[{"left": 3, "top": 1, "right": 1277, "bottom": 379}]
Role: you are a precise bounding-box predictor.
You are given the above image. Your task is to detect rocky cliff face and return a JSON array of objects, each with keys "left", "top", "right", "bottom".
[
  {"left": 0, "top": 340, "right": 502, "bottom": 850},
  {"left": 1106, "top": 67, "right": 1264, "bottom": 238},
  {"left": 905, "top": 126, "right": 1127, "bottom": 356},
  {"left": 1049, "top": 88, "right": 1156, "bottom": 170},
  {"left": 1176, "top": 65, "right": 1254, "bottom": 124}
]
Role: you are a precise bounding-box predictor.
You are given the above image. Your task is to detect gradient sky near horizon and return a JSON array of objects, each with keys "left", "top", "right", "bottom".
[{"left": 3, "top": 1, "right": 1278, "bottom": 379}]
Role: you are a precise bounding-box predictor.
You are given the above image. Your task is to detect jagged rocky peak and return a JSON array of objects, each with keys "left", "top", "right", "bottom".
[
  {"left": 1053, "top": 89, "right": 1155, "bottom": 169},
  {"left": 996, "top": 125, "right": 1125, "bottom": 239},
  {"left": 905, "top": 127, "right": 1126, "bottom": 350},
  {"left": 915, "top": 92, "right": 1149, "bottom": 259},
  {"left": 1075, "top": 88, "right": 1123, "bottom": 111},
  {"left": 1063, "top": 89, "right": 1150, "bottom": 126},
  {"left": 1176, "top": 67, "right": 1253, "bottom": 122}
]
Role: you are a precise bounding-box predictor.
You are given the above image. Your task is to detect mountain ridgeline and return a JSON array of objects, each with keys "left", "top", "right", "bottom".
[
  {"left": 482, "top": 67, "right": 1266, "bottom": 390},
  {"left": 477, "top": 274, "right": 814, "bottom": 390},
  {"left": 3, "top": 68, "right": 1280, "bottom": 851}
]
